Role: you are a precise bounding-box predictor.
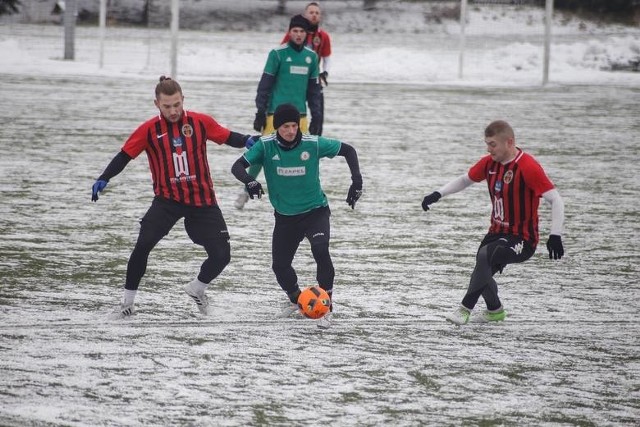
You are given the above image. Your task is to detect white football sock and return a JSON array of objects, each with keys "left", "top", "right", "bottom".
[
  {"left": 190, "top": 278, "right": 208, "bottom": 293},
  {"left": 122, "top": 289, "right": 137, "bottom": 306}
]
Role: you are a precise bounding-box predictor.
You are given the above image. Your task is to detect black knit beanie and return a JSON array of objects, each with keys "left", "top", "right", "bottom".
[
  {"left": 273, "top": 103, "right": 301, "bottom": 129},
  {"left": 289, "top": 14, "right": 310, "bottom": 31}
]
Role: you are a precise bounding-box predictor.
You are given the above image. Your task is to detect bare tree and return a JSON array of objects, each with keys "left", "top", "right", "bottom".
[{"left": 0, "top": 0, "right": 21, "bottom": 15}]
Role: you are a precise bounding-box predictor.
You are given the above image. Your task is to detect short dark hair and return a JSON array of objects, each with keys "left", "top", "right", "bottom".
[
  {"left": 485, "top": 120, "right": 514, "bottom": 139},
  {"left": 155, "top": 76, "right": 182, "bottom": 99}
]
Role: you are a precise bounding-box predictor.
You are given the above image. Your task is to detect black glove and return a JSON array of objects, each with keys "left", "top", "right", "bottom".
[
  {"left": 309, "top": 120, "right": 320, "bottom": 135},
  {"left": 253, "top": 111, "right": 266, "bottom": 132},
  {"left": 346, "top": 176, "right": 363, "bottom": 209},
  {"left": 245, "top": 180, "right": 264, "bottom": 200},
  {"left": 546, "top": 234, "right": 564, "bottom": 260},
  {"left": 421, "top": 191, "right": 441, "bottom": 211},
  {"left": 319, "top": 71, "right": 328, "bottom": 86}
]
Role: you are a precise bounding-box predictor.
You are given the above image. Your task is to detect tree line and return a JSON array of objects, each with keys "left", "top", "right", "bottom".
[
  {"left": 555, "top": 0, "right": 640, "bottom": 24},
  {"left": 1, "top": 0, "right": 639, "bottom": 24}
]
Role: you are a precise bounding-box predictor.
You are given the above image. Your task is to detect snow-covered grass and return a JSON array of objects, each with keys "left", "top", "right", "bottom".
[{"left": 0, "top": 4, "right": 639, "bottom": 425}]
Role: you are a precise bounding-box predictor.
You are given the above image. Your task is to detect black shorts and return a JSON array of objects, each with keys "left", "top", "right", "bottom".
[
  {"left": 479, "top": 233, "right": 534, "bottom": 274},
  {"left": 273, "top": 206, "right": 331, "bottom": 248},
  {"left": 140, "top": 197, "right": 229, "bottom": 245}
]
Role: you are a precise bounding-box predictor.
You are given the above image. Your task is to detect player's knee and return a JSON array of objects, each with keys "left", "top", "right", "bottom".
[
  {"left": 476, "top": 245, "right": 490, "bottom": 264},
  {"left": 271, "top": 260, "right": 289, "bottom": 276},
  {"left": 204, "top": 240, "right": 230, "bottom": 267},
  {"left": 311, "top": 242, "right": 331, "bottom": 262},
  {"left": 488, "top": 245, "right": 509, "bottom": 273},
  {"left": 133, "top": 233, "right": 159, "bottom": 255}
]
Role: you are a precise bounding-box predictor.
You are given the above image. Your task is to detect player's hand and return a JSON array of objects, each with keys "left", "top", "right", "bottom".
[
  {"left": 245, "top": 135, "right": 260, "bottom": 149},
  {"left": 246, "top": 181, "right": 264, "bottom": 199},
  {"left": 91, "top": 180, "right": 108, "bottom": 202},
  {"left": 319, "top": 71, "right": 328, "bottom": 86},
  {"left": 346, "top": 176, "right": 363, "bottom": 209},
  {"left": 421, "top": 191, "right": 441, "bottom": 211},
  {"left": 253, "top": 111, "right": 266, "bottom": 132},
  {"left": 546, "top": 234, "right": 564, "bottom": 260},
  {"left": 309, "top": 119, "right": 321, "bottom": 135}
]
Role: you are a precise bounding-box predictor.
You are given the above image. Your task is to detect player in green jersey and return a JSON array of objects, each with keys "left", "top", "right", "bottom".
[
  {"left": 231, "top": 104, "right": 362, "bottom": 329},
  {"left": 254, "top": 14, "right": 322, "bottom": 134},
  {"left": 235, "top": 14, "right": 323, "bottom": 210}
]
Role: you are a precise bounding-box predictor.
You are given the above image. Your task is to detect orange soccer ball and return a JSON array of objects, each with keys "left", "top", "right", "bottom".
[{"left": 297, "top": 286, "right": 331, "bottom": 319}]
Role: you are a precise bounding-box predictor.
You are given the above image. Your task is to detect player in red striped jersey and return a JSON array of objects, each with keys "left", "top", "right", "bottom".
[
  {"left": 91, "top": 76, "right": 255, "bottom": 319},
  {"left": 421, "top": 120, "right": 565, "bottom": 325}
]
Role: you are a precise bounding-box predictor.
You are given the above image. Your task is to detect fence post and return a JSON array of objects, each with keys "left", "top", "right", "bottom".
[
  {"left": 170, "top": 0, "right": 179, "bottom": 78},
  {"left": 543, "top": 0, "right": 553, "bottom": 85},
  {"left": 63, "top": 0, "right": 76, "bottom": 60},
  {"left": 99, "top": 0, "right": 107, "bottom": 68},
  {"left": 458, "top": 0, "right": 468, "bottom": 80}
]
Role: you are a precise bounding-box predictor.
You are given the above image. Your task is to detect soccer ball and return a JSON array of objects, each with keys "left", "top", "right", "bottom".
[{"left": 297, "top": 286, "right": 331, "bottom": 319}]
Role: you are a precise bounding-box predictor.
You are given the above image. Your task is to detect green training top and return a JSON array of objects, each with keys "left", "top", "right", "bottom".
[
  {"left": 244, "top": 133, "right": 341, "bottom": 215},
  {"left": 263, "top": 43, "right": 319, "bottom": 115}
]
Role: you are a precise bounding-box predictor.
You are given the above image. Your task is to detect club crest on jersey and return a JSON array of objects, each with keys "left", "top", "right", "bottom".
[
  {"left": 503, "top": 170, "right": 513, "bottom": 184},
  {"left": 305, "top": 56, "right": 312, "bottom": 64},
  {"left": 494, "top": 181, "right": 503, "bottom": 192},
  {"left": 300, "top": 151, "right": 310, "bottom": 161},
  {"left": 181, "top": 124, "right": 193, "bottom": 137}
]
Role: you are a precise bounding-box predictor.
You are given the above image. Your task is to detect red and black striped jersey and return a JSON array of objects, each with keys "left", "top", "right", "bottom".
[
  {"left": 122, "top": 110, "right": 231, "bottom": 207},
  {"left": 468, "top": 149, "right": 555, "bottom": 247},
  {"left": 307, "top": 29, "right": 331, "bottom": 58}
]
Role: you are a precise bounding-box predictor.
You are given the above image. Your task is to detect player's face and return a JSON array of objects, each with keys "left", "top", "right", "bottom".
[
  {"left": 289, "top": 27, "right": 307, "bottom": 45},
  {"left": 305, "top": 5, "right": 321, "bottom": 25},
  {"left": 154, "top": 92, "right": 184, "bottom": 123},
  {"left": 485, "top": 134, "right": 513, "bottom": 163},
  {"left": 278, "top": 122, "right": 299, "bottom": 143}
]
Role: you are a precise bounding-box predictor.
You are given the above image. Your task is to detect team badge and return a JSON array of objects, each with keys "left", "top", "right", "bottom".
[
  {"left": 182, "top": 124, "right": 193, "bottom": 137},
  {"left": 305, "top": 56, "right": 311, "bottom": 64},
  {"left": 300, "top": 151, "right": 310, "bottom": 161},
  {"left": 503, "top": 170, "right": 513, "bottom": 184},
  {"left": 172, "top": 136, "right": 184, "bottom": 148},
  {"left": 313, "top": 36, "right": 321, "bottom": 47}
]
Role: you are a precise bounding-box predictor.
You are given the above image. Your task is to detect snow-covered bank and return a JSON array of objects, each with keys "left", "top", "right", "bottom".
[{"left": 1, "top": 22, "right": 639, "bottom": 86}]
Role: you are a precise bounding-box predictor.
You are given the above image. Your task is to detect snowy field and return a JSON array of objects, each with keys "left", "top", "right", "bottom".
[{"left": 1, "top": 7, "right": 640, "bottom": 426}]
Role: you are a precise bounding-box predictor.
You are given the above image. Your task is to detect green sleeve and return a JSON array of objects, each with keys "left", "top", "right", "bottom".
[
  {"left": 244, "top": 140, "right": 266, "bottom": 166},
  {"left": 318, "top": 136, "right": 341, "bottom": 158},
  {"left": 263, "top": 49, "right": 280, "bottom": 75}
]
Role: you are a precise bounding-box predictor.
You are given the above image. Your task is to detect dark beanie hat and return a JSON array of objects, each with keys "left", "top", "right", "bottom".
[
  {"left": 273, "top": 103, "right": 300, "bottom": 129},
  {"left": 289, "top": 14, "right": 310, "bottom": 31}
]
